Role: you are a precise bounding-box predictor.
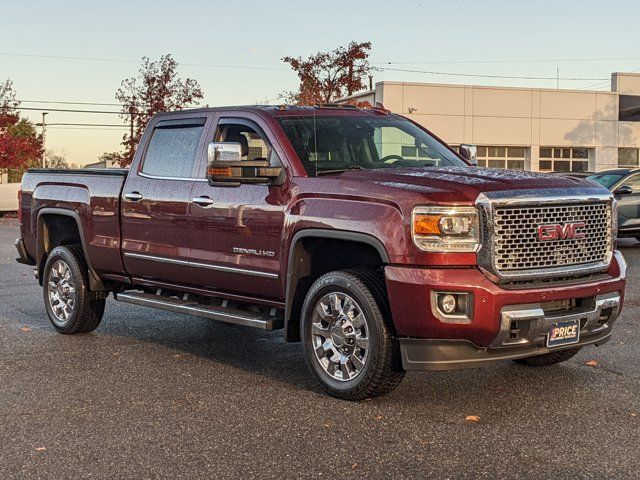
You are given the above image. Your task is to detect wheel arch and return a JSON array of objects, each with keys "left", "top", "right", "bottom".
[
  {"left": 284, "top": 229, "right": 389, "bottom": 342},
  {"left": 36, "top": 208, "right": 105, "bottom": 291}
]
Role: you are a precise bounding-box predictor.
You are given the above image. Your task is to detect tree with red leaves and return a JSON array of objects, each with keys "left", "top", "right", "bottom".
[
  {"left": 0, "top": 79, "right": 43, "bottom": 173},
  {"left": 102, "top": 54, "right": 204, "bottom": 167},
  {"left": 282, "top": 41, "right": 373, "bottom": 106}
]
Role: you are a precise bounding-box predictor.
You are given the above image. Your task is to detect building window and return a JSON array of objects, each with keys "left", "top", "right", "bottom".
[
  {"left": 539, "top": 147, "right": 589, "bottom": 172},
  {"left": 477, "top": 146, "right": 526, "bottom": 170},
  {"left": 619, "top": 95, "right": 640, "bottom": 122},
  {"left": 618, "top": 148, "right": 639, "bottom": 167}
]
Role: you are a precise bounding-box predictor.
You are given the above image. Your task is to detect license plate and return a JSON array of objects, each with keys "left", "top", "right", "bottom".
[{"left": 547, "top": 320, "right": 580, "bottom": 348}]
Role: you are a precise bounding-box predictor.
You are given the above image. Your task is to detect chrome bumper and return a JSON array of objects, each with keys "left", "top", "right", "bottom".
[{"left": 492, "top": 292, "right": 621, "bottom": 347}]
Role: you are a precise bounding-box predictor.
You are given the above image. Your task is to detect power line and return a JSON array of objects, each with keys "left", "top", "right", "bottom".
[
  {"left": 39, "top": 123, "right": 127, "bottom": 127},
  {"left": 377, "top": 67, "right": 608, "bottom": 81},
  {"left": 18, "top": 106, "right": 132, "bottom": 115},
  {"left": 45, "top": 127, "right": 128, "bottom": 131},
  {"left": 373, "top": 56, "right": 640, "bottom": 65},
  {"left": 19, "top": 99, "right": 123, "bottom": 107},
  {"left": 0, "top": 52, "right": 288, "bottom": 70}
]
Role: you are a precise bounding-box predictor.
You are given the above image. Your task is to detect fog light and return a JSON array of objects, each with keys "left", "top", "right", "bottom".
[
  {"left": 440, "top": 294, "right": 457, "bottom": 314},
  {"left": 432, "top": 291, "right": 473, "bottom": 324}
]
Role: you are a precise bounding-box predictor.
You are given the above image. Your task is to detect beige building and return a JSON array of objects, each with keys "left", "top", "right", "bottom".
[{"left": 344, "top": 72, "right": 640, "bottom": 173}]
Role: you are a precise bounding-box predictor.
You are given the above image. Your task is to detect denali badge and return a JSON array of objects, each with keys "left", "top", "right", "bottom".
[
  {"left": 537, "top": 222, "right": 586, "bottom": 241},
  {"left": 233, "top": 247, "right": 275, "bottom": 257}
]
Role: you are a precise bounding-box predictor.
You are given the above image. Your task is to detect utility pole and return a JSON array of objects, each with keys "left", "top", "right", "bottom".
[
  {"left": 369, "top": 75, "right": 373, "bottom": 91},
  {"left": 128, "top": 97, "right": 136, "bottom": 164},
  {"left": 347, "top": 60, "right": 354, "bottom": 96},
  {"left": 41, "top": 112, "right": 49, "bottom": 168}
]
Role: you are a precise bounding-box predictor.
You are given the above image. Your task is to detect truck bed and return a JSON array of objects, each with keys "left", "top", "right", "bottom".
[{"left": 20, "top": 167, "right": 129, "bottom": 281}]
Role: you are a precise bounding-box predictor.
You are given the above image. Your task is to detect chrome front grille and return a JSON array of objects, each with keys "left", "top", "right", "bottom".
[
  {"left": 493, "top": 203, "right": 611, "bottom": 272},
  {"left": 476, "top": 189, "right": 615, "bottom": 282}
]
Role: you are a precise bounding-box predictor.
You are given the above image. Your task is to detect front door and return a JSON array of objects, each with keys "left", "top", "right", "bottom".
[
  {"left": 188, "top": 116, "right": 287, "bottom": 300},
  {"left": 121, "top": 115, "right": 210, "bottom": 286},
  {"left": 616, "top": 173, "right": 640, "bottom": 234}
]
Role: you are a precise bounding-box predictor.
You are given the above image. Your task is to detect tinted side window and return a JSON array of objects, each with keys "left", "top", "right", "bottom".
[
  {"left": 142, "top": 118, "right": 206, "bottom": 178},
  {"left": 622, "top": 174, "right": 640, "bottom": 191}
]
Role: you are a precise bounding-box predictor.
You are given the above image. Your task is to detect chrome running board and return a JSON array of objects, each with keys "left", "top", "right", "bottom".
[{"left": 115, "top": 291, "right": 282, "bottom": 330}]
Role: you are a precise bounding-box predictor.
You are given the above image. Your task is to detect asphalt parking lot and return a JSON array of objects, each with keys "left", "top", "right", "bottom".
[{"left": 1, "top": 217, "right": 639, "bottom": 480}]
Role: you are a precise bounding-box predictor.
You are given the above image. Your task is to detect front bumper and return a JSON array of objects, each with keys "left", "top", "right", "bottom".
[
  {"left": 385, "top": 251, "right": 627, "bottom": 370},
  {"left": 400, "top": 292, "right": 620, "bottom": 370}
]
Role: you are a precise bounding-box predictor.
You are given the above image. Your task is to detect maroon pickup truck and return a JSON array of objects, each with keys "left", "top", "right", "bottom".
[{"left": 15, "top": 105, "right": 626, "bottom": 400}]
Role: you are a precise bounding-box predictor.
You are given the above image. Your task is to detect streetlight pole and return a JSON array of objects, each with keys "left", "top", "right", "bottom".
[{"left": 41, "top": 112, "right": 49, "bottom": 168}]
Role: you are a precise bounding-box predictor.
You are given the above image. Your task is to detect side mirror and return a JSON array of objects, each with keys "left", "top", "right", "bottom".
[
  {"left": 207, "top": 142, "right": 283, "bottom": 187},
  {"left": 459, "top": 144, "right": 478, "bottom": 166},
  {"left": 614, "top": 185, "right": 633, "bottom": 196}
]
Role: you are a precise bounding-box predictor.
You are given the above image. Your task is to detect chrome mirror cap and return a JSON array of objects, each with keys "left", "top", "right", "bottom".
[
  {"left": 459, "top": 144, "right": 478, "bottom": 166},
  {"left": 208, "top": 142, "right": 243, "bottom": 163}
]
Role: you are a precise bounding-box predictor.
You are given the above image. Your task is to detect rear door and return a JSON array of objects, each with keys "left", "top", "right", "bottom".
[
  {"left": 121, "top": 114, "right": 211, "bottom": 286},
  {"left": 188, "top": 115, "right": 288, "bottom": 300}
]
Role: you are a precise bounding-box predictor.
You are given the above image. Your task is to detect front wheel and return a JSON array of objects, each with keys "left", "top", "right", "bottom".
[
  {"left": 43, "top": 245, "right": 106, "bottom": 334},
  {"left": 301, "top": 269, "right": 405, "bottom": 400}
]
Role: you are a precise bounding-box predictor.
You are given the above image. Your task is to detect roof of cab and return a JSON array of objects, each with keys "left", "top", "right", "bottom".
[
  {"left": 153, "top": 104, "right": 393, "bottom": 119},
  {"left": 595, "top": 168, "right": 640, "bottom": 175}
]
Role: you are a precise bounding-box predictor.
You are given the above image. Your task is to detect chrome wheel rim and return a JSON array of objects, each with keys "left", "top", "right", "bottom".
[
  {"left": 311, "top": 292, "right": 369, "bottom": 382},
  {"left": 47, "top": 260, "right": 76, "bottom": 325}
]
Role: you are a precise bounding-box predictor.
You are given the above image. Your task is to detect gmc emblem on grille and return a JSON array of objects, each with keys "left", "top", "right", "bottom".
[{"left": 537, "top": 222, "right": 586, "bottom": 241}]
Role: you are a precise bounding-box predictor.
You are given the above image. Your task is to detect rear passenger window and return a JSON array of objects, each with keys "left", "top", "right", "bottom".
[{"left": 142, "top": 118, "right": 206, "bottom": 178}]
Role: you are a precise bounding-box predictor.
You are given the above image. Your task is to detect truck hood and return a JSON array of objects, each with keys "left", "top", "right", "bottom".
[{"left": 335, "top": 166, "right": 600, "bottom": 204}]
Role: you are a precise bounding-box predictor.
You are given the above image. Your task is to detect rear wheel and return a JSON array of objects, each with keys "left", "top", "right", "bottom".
[
  {"left": 301, "top": 269, "right": 405, "bottom": 400},
  {"left": 513, "top": 347, "right": 581, "bottom": 367},
  {"left": 43, "top": 245, "right": 106, "bottom": 334}
]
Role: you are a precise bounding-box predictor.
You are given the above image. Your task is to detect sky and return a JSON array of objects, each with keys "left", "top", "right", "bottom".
[{"left": 2, "top": 0, "right": 640, "bottom": 165}]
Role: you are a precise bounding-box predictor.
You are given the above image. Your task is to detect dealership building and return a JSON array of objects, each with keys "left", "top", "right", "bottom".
[{"left": 344, "top": 72, "right": 640, "bottom": 173}]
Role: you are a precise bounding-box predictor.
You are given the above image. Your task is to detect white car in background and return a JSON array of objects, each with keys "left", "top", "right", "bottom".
[{"left": 0, "top": 182, "right": 20, "bottom": 214}]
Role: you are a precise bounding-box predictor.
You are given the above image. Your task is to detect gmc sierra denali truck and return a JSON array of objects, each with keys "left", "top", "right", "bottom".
[{"left": 15, "top": 105, "right": 626, "bottom": 400}]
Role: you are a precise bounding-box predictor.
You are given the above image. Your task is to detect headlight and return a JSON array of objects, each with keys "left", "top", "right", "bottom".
[{"left": 412, "top": 206, "right": 480, "bottom": 252}]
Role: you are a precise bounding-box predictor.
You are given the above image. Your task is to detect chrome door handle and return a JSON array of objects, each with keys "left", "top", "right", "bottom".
[
  {"left": 124, "top": 192, "right": 143, "bottom": 201},
  {"left": 191, "top": 196, "right": 214, "bottom": 207}
]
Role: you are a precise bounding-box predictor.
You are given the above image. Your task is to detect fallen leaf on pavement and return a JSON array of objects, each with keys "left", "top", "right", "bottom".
[
  {"left": 351, "top": 463, "right": 358, "bottom": 470},
  {"left": 465, "top": 415, "right": 480, "bottom": 422},
  {"left": 21, "top": 327, "right": 31, "bottom": 333},
  {"left": 34, "top": 447, "right": 46, "bottom": 452},
  {"left": 586, "top": 360, "right": 598, "bottom": 367}
]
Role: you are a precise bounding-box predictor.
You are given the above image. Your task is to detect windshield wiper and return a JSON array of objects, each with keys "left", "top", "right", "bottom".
[{"left": 315, "top": 166, "right": 364, "bottom": 176}]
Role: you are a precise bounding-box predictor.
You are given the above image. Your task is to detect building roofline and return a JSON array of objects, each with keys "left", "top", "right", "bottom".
[{"left": 373, "top": 80, "right": 615, "bottom": 95}]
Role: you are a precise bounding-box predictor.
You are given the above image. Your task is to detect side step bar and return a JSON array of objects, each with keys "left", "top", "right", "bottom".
[{"left": 115, "top": 291, "right": 283, "bottom": 330}]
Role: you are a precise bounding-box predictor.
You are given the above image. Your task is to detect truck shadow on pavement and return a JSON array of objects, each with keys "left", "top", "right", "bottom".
[{"left": 98, "top": 299, "right": 612, "bottom": 407}]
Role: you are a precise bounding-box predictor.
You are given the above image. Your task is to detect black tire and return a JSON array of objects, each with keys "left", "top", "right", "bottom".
[
  {"left": 301, "top": 269, "right": 405, "bottom": 400},
  {"left": 513, "top": 347, "right": 581, "bottom": 367},
  {"left": 43, "top": 245, "right": 106, "bottom": 334}
]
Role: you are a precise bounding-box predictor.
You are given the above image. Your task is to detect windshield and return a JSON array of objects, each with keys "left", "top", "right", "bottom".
[
  {"left": 277, "top": 114, "right": 467, "bottom": 176},
  {"left": 586, "top": 173, "right": 623, "bottom": 189}
]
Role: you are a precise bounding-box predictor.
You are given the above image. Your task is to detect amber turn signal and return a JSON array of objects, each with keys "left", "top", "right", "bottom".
[
  {"left": 208, "top": 167, "right": 233, "bottom": 177},
  {"left": 413, "top": 214, "right": 442, "bottom": 235}
]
